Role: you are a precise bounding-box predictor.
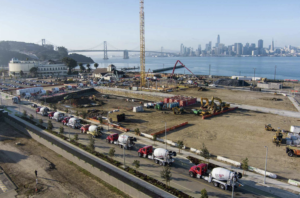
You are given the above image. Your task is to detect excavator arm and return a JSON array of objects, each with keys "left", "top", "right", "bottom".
[{"left": 200, "top": 97, "right": 209, "bottom": 108}]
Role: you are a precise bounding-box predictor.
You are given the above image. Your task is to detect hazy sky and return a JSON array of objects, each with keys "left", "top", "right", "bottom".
[{"left": 0, "top": 0, "right": 299, "bottom": 51}]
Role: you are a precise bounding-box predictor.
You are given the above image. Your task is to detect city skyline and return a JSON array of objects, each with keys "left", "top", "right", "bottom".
[{"left": 0, "top": 0, "right": 300, "bottom": 51}]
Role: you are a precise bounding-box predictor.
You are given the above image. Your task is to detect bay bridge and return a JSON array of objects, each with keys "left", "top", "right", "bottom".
[{"left": 37, "top": 39, "right": 177, "bottom": 60}]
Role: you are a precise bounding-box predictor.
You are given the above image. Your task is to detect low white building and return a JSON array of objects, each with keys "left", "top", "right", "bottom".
[
  {"left": 9, "top": 58, "right": 68, "bottom": 77},
  {"left": 93, "top": 64, "right": 124, "bottom": 78}
]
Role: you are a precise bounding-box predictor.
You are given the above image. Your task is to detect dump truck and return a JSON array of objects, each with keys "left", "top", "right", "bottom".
[
  {"left": 51, "top": 112, "right": 65, "bottom": 122},
  {"left": 189, "top": 164, "right": 243, "bottom": 190},
  {"left": 106, "top": 133, "right": 137, "bottom": 149},
  {"left": 138, "top": 146, "right": 176, "bottom": 166},
  {"left": 67, "top": 117, "right": 81, "bottom": 129},
  {"left": 286, "top": 146, "right": 300, "bottom": 157}
]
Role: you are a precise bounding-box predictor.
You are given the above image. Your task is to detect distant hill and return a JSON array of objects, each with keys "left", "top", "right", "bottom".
[
  {"left": 68, "top": 53, "right": 94, "bottom": 63},
  {"left": 0, "top": 41, "right": 94, "bottom": 65}
]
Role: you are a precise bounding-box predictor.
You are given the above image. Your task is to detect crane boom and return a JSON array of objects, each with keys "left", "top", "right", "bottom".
[{"left": 140, "top": 0, "right": 145, "bottom": 87}]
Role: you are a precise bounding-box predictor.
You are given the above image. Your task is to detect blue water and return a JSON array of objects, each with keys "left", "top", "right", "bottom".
[{"left": 89, "top": 56, "right": 300, "bottom": 80}]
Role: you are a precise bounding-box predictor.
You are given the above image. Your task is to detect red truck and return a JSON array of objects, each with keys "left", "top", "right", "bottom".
[
  {"left": 62, "top": 117, "right": 71, "bottom": 125},
  {"left": 80, "top": 124, "right": 90, "bottom": 133},
  {"left": 106, "top": 133, "right": 119, "bottom": 143},
  {"left": 188, "top": 163, "right": 208, "bottom": 178},
  {"left": 48, "top": 112, "right": 55, "bottom": 119}
]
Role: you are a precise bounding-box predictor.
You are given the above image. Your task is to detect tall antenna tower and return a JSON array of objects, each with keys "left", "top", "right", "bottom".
[
  {"left": 103, "top": 41, "right": 108, "bottom": 60},
  {"left": 140, "top": 0, "right": 145, "bottom": 87}
]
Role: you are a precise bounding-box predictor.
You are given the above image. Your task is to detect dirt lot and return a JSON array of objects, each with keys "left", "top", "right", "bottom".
[
  {"left": 0, "top": 122, "right": 126, "bottom": 198},
  {"left": 175, "top": 87, "right": 297, "bottom": 111},
  {"left": 63, "top": 92, "right": 300, "bottom": 181}
]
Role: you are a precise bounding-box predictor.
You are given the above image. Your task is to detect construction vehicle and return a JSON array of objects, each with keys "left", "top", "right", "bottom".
[
  {"left": 12, "top": 96, "right": 20, "bottom": 104},
  {"left": 198, "top": 87, "right": 207, "bottom": 91},
  {"left": 80, "top": 124, "right": 90, "bottom": 133},
  {"left": 36, "top": 107, "right": 49, "bottom": 116},
  {"left": 191, "top": 109, "right": 209, "bottom": 116},
  {"left": 189, "top": 164, "right": 243, "bottom": 190},
  {"left": 138, "top": 146, "right": 176, "bottom": 166},
  {"left": 200, "top": 98, "right": 210, "bottom": 108},
  {"left": 106, "top": 133, "right": 137, "bottom": 149},
  {"left": 265, "top": 124, "right": 275, "bottom": 131},
  {"left": 48, "top": 111, "right": 55, "bottom": 119},
  {"left": 86, "top": 125, "right": 102, "bottom": 138},
  {"left": 172, "top": 106, "right": 184, "bottom": 115},
  {"left": 272, "top": 128, "right": 283, "bottom": 145},
  {"left": 67, "top": 117, "right": 81, "bottom": 129},
  {"left": 62, "top": 117, "right": 72, "bottom": 125},
  {"left": 211, "top": 97, "right": 230, "bottom": 111},
  {"left": 51, "top": 112, "right": 65, "bottom": 122},
  {"left": 286, "top": 146, "right": 300, "bottom": 157}
]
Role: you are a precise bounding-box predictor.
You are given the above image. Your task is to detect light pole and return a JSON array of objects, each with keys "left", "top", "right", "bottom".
[
  {"left": 274, "top": 65, "right": 277, "bottom": 80},
  {"left": 253, "top": 68, "right": 256, "bottom": 85},
  {"left": 165, "top": 122, "right": 167, "bottom": 149},
  {"left": 264, "top": 146, "right": 268, "bottom": 184},
  {"left": 232, "top": 178, "right": 235, "bottom": 198},
  {"left": 123, "top": 144, "right": 125, "bottom": 168},
  {"left": 209, "top": 64, "right": 211, "bottom": 76}
]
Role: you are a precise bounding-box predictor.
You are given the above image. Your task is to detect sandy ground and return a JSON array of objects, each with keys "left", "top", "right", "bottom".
[
  {"left": 0, "top": 122, "right": 125, "bottom": 198},
  {"left": 175, "top": 87, "right": 297, "bottom": 111},
  {"left": 65, "top": 94, "right": 300, "bottom": 181}
]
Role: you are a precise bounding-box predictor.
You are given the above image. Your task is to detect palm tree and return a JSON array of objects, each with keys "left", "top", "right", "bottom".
[
  {"left": 20, "top": 70, "right": 24, "bottom": 78},
  {"left": 86, "top": 64, "right": 91, "bottom": 73},
  {"left": 94, "top": 63, "right": 99, "bottom": 69},
  {"left": 79, "top": 63, "right": 85, "bottom": 73}
]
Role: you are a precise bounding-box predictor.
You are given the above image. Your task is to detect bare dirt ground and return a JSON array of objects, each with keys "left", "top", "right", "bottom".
[
  {"left": 0, "top": 122, "right": 126, "bottom": 198},
  {"left": 70, "top": 93, "right": 300, "bottom": 181},
  {"left": 175, "top": 87, "right": 297, "bottom": 111}
]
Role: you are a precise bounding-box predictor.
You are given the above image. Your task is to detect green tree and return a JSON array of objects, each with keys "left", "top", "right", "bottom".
[
  {"left": 53, "top": 105, "right": 57, "bottom": 112},
  {"left": 134, "top": 128, "right": 141, "bottom": 136},
  {"left": 62, "top": 57, "right": 77, "bottom": 74},
  {"left": 20, "top": 70, "right": 24, "bottom": 77},
  {"left": 29, "top": 114, "right": 34, "bottom": 120},
  {"left": 47, "top": 120, "right": 53, "bottom": 131},
  {"left": 200, "top": 143, "right": 210, "bottom": 165},
  {"left": 132, "top": 160, "right": 140, "bottom": 171},
  {"left": 200, "top": 189, "right": 208, "bottom": 198},
  {"left": 76, "top": 111, "right": 79, "bottom": 116},
  {"left": 98, "top": 117, "right": 103, "bottom": 124},
  {"left": 88, "top": 135, "right": 95, "bottom": 151},
  {"left": 108, "top": 147, "right": 115, "bottom": 158},
  {"left": 59, "top": 126, "right": 64, "bottom": 134},
  {"left": 74, "top": 133, "right": 79, "bottom": 141},
  {"left": 153, "top": 134, "right": 157, "bottom": 145},
  {"left": 29, "top": 67, "right": 38, "bottom": 77},
  {"left": 23, "top": 110, "right": 27, "bottom": 117},
  {"left": 160, "top": 166, "right": 172, "bottom": 187},
  {"left": 79, "top": 63, "right": 85, "bottom": 73},
  {"left": 81, "top": 110, "right": 87, "bottom": 119},
  {"left": 57, "top": 46, "right": 68, "bottom": 58},
  {"left": 242, "top": 157, "right": 249, "bottom": 175},
  {"left": 177, "top": 140, "right": 184, "bottom": 154},
  {"left": 65, "top": 108, "right": 69, "bottom": 114},
  {"left": 94, "top": 63, "right": 99, "bottom": 69},
  {"left": 39, "top": 119, "right": 43, "bottom": 125}
]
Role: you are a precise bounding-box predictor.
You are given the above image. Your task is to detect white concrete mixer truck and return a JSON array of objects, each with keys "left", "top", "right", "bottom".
[
  {"left": 189, "top": 164, "right": 243, "bottom": 190},
  {"left": 86, "top": 125, "right": 102, "bottom": 138},
  {"left": 67, "top": 117, "right": 81, "bottom": 129},
  {"left": 138, "top": 146, "right": 176, "bottom": 166},
  {"left": 37, "top": 107, "right": 49, "bottom": 116},
  {"left": 51, "top": 112, "right": 65, "bottom": 122},
  {"left": 106, "top": 133, "right": 137, "bottom": 149}
]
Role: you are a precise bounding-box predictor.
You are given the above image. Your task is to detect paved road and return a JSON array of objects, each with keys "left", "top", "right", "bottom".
[{"left": 3, "top": 99, "right": 275, "bottom": 198}]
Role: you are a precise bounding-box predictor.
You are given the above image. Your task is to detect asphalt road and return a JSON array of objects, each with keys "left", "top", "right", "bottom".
[{"left": 3, "top": 98, "right": 275, "bottom": 198}]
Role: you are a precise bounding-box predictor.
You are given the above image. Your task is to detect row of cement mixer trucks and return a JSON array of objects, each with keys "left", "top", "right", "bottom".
[{"left": 34, "top": 106, "right": 243, "bottom": 191}]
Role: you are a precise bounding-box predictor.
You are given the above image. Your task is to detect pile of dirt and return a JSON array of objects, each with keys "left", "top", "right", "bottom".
[{"left": 214, "top": 79, "right": 249, "bottom": 86}]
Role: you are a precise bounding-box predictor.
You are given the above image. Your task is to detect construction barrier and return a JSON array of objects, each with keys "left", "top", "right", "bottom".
[
  {"left": 248, "top": 166, "right": 277, "bottom": 179},
  {"left": 217, "top": 156, "right": 241, "bottom": 168},
  {"left": 202, "top": 107, "right": 238, "bottom": 119},
  {"left": 150, "top": 122, "right": 188, "bottom": 136}
]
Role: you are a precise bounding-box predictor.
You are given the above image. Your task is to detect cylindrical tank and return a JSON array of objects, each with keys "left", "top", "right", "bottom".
[
  {"left": 88, "top": 125, "right": 98, "bottom": 132},
  {"left": 153, "top": 148, "right": 171, "bottom": 159},
  {"left": 118, "top": 134, "right": 130, "bottom": 144},
  {"left": 53, "top": 112, "right": 61, "bottom": 118},
  {"left": 68, "top": 117, "right": 77, "bottom": 124},
  {"left": 211, "top": 167, "right": 235, "bottom": 181}
]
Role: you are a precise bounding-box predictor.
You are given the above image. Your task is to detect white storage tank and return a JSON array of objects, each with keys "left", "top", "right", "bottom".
[
  {"left": 211, "top": 167, "right": 234, "bottom": 181},
  {"left": 153, "top": 148, "right": 176, "bottom": 159},
  {"left": 88, "top": 125, "right": 98, "bottom": 132}
]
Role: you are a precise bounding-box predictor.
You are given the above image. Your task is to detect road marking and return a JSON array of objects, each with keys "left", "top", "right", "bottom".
[{"left": 0, "top": 180, "right": 8, "bottom": 192}]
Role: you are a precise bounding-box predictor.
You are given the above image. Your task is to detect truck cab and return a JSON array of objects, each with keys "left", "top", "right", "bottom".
[
  {"left": 62, "top": 117, "right": 71, "bottom": 125},
  {"left": 189, "top": 163, "right": 208, "bottom": 178},
  {"left": 286, "top": 146, "right": 300, "bottom": 157},
  {"left": 106, "top": 133, "right": 119, "bottom": 143},
  {"left": 48, "top": 112, "right": 55, "bottom": 119},
  {"left": 138, "top": 146, "right": 153, "bottom": 157},
  {"left": 80, "top": 124, "right": 90, "bottom": 133}
]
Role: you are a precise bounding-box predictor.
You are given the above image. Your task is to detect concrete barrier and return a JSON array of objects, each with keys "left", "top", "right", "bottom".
[
  {"left": 141, "top": 133, "right": 153, "bottom": 139},
  {"left": 248, "top": 166, "right": 277, "bottom": 179},
  {"left": 288, "top": 179, "right": 300, "bottom": 187},
  {"left": 217, "top": 156, "right": 241, "bottom": 167},
  {"left": 190, "top": 148, "right": 197, "bottom": 152},
  {"left": 2, "top": 113, "right": 176, "bottom": 198}
]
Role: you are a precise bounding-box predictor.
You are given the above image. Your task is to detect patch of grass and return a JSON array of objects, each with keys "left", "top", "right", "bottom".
[{"left": 4, "top": 107, "right": 12, "bottom": 113}]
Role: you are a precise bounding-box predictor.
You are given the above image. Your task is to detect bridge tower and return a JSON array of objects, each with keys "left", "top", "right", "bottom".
[
  {"left": 42, "top": 39, "right": 46, "bottom": 46},
  {"left": 123, "top": 50, "right": 129, "bottom": 59},
  {"left": 140, "top": 0, "right": 145, "bottom": 87},
  {"left": 103, "top": 41, "right": 108, "bottom": 60}
]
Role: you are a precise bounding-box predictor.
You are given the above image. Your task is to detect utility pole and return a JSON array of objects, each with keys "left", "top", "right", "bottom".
[
  {"left": 123, "top": 144, "right": 125, "bottom": 168},
  {"left": 274, "top": 65, "right": 277, "bottom": 80},
  {"left": 209, "top": 64, "right": 211, "bottom": 76},
  {"left": 253, "top": 68, "right": 256, "bottom": 85},
  {"left": 165, "top": 122, "right": 167, "bottom": 149},
  {"left": 264, "top": 146, "right": 268, "bottom": 184}
]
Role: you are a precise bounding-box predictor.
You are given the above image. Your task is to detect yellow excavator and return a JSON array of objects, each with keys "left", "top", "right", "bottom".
[
  {"left": 265, "top": 124, "right": 275, "bottom": 131},
  {"left": 272, "top": 128, "right": 283, "bottom": 145},
  {"left": 210, "top": 97, "right": 230, "bottom": 112},
  {"left": 200, "top": 97, "right": 210, "bottom": 108}
]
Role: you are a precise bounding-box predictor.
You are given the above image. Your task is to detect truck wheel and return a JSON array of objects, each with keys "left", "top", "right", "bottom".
[
  {"left": 288, "top": 151, "right": 294, "bottom": 157},
  {"left": 189, "top": 171, "right": 195, "bottom": 178},
  {"left": 219, "top": 184, "right": 225, "bottom": 190},
  {"left": 155, "top": 160, "right": 159, "bottom": 164},
  {"left": 213, "top": 182, "right": 219, "bottom": 187},
  {"left": 159, "top": 161, "right": 163, "bottom": 166}
]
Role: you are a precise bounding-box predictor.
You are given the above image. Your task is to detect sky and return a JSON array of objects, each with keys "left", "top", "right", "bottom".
[{"left": 0, "top": 0, "right": 299, "bottom": 52}]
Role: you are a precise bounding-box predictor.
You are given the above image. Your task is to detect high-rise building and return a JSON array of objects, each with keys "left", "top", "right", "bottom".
[
  {"left": 258, "top": 39, "right": 263, "bottom": 54},
  {"left": 271, "top": 39, "right": 274, "bottom": 51},
  {"left": 217, "top": 35, "right": 220, "bottom": 44},
  {"left": 209, "top": 41, "right": 212, "bottom": 51},
  {"left": 180, "top": 44, "right": 184, "bottom": 55},
  {"left": 237, "top": 43, "right": 243, "bottom": 55},
  {"left": 198, "top": 45, "right": 201, "bottom": 53}
]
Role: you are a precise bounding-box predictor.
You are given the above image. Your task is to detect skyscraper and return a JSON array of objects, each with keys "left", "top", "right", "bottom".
[
  {"left": 180, "top": 44, "right": 183, "bottom": 55},
  {"left": 258, "top": 39, "right": 263, "bottom": 54},
  {"left": 237, "top": 43, "right": 243, "bottom": 55},
  {"left": 216, "top": 35, "right": 220, "bottom": 47},
  {"left": 271, "top": 39, "right": 274, "bottom": 51}
]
